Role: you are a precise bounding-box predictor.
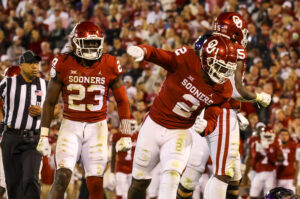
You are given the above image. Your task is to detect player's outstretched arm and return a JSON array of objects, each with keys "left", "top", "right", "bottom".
[
  {"left": 232, "top": 61, "right": 271, "bottom": 107},
  {"left": 127, "top": 45, "right": 177, "bottom": 73}
]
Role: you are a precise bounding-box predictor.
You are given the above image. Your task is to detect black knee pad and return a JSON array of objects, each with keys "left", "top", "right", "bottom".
[
  {"left": 226, "top": 184, "right": 239, "bottom": 199},
  {"left": 131, "top": 178, "right": 151, "bottom": 190},
  {"left": 54, "top": 168, "right": 72, "bottom": 190},
  {"left": 177, "top": 183, "right": 193, "bottom": 199}
]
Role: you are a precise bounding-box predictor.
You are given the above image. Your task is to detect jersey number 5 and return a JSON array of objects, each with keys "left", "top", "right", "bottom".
[{"left": 67, "top": 84, "right": 105, "bottom": 111}]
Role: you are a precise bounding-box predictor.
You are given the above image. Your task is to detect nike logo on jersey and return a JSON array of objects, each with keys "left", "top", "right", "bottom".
[
  {"left": 182, "top": 78, "right": 214, "bottom": 105},
  {"left": 188, "top": 75, "right": 195, "bottom": 82}
]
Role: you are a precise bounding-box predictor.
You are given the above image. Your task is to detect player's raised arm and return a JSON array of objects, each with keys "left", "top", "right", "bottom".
[
  {"left": 232, "top": 60, "right": 271, "bottom": 107},
  {"left": 127, "top": 45, "right": 177, "bottom": 73}
]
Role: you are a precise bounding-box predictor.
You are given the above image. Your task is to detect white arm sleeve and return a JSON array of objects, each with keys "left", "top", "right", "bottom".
[{"left": 296, "top": 148, "right": 300, "bottom": 161}]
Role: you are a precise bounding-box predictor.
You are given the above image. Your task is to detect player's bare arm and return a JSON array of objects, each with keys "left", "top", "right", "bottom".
[
  {"left": 233, "top": 61, "right": 271, "bottom": 107},
  {"left": 37, "top": 72, "right": 63, "bottom": 157},
  {"left": 41, "top": 74, "right": 63, "bottom": 128},
  {"left": 234, "top": 61, "right": 256, "bottom": 100}
]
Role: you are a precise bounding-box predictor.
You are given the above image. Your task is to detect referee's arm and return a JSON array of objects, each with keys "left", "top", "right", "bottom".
[
  {"left": 41, "top": 74, "right": 63, "bottom": 129},
  {"left": 0, "top": 78, "right": 7, "bottom": 100}
]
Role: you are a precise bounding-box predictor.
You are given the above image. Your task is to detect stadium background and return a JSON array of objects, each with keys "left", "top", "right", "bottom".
[{"left": 0, "top": 0, "right": 300, "bottom": 198}]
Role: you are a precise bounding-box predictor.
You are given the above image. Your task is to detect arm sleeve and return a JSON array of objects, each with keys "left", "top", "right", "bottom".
[
  {"left": 138, "top": 45, "right": 177, "bottom": 73},
  {"left": 110, "top": 57, "right": 123, "bottom": 81},
  {"left": 296, "top": 147, "right": 300, "bottom": 161},
  {"left": 202, "top": 106, "right": 223, "bottom": 136},
  {"left": 112, "top": 85, "right": 131, "bottom": 119}
]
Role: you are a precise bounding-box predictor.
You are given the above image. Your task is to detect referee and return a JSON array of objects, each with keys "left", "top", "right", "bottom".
[{"left": 0, "top": 51, "right": 47, "bottom": 199}]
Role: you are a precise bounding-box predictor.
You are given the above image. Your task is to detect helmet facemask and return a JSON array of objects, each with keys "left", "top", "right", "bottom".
[
  {"left": 204, "top": 48, "right": 236, "bottom": 84},
  {"left": 261, "top": 131, "right": 275, "bottom": 148},
  {"left": 73, "top": 36, "right": 104, "bottom": 60}
]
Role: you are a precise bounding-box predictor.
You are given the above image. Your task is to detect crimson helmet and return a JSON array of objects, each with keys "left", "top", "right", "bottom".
[
  {"left": 213, "top": 12, "right": 248, "bottom": 48},
  {"left": 200, "top": 36, "right": 237, "bottom": 84},
  {"left": 4, "top": 65, "right": 21, "bottom": 77},
  {"left": 70, "top": 21, "right": 104, "bottom": 60}
]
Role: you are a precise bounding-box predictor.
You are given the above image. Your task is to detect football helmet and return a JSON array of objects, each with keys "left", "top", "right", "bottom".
[
  {"left": 260, "top": 128, "right": 275, "bottom": 148},
  {"left": 200, "top": 36, "right": 237, "bottom": 84},
  {"left": 213, "top": 12, "right": 248, "bottom": 48},
  {"left": 70, "top": 21, "right": 104, "bottom": 60},
  {"left": 265, "top": 187, "right": 299, "bottom": 199},
  {"left": 194, "top": 33, "right": 212, "bottom": 52},
  {"left": 4, "top": 65, "right": 21, "bottom": 77}
]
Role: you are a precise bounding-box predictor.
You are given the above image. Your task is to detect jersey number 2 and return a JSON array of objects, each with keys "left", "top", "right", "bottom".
[
  {"left": 67, "top": 84, "right": 105, "bottom": 111},
  {"left": 172, "top": 94, "right": 200, "bottom": 118}
]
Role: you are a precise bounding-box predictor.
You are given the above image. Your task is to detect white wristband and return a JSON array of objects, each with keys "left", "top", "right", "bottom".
[{"left": 40, "top": 127, "right": 49, "bottom": 137}]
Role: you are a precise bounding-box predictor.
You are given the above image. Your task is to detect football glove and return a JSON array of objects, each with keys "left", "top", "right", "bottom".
[
  {"left": 120, "top": 119, "right": 138, "bottom": 135},
  {"left": 237, "top": 112, "right": 249, "bottom": 131},
  {"left": 126, "top": 46, "right": 144, "bottom": 62},
  {"left": 193, "top": 109, "right": 207, "bottom": 135},
  {"left": 255, "top": 92, "right": 271, "bottom": 107},
  {"left": 116, "top": 137, "right": 132, "bottom": 152},
  {"left": 36, "top": 127, "right": 51, "bottom": 157}
]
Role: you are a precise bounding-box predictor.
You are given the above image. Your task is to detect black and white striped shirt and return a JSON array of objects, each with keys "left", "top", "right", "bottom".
[{"left": 0, "top": 75, "right": 48, "bottom": 130}]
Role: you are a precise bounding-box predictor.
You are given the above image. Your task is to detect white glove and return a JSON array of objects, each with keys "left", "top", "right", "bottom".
[
  {"left": 126, "top": 46, "right": 144, "bottom": 62},
  {"left": 193, "top": 110, "right": 207, "bottom": 135},
  {"left": 255, "top": 92, "right": 271, "bottom": 107},
  {"left": 237, "top": 112, "right": 249, "bottom": 131},
  {"left": 116, "top": 137, "right": 132, "bottom": 152},
  {"left": 120, "top": 119, "right": 138, "bottom": 135},
  {"left": 36, "top": 127, "right": 51, "bottom": 157}
]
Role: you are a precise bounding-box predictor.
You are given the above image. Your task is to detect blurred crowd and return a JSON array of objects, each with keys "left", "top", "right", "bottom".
[{"left": 0, "top": 0, "right": 300, "bottom": 198}]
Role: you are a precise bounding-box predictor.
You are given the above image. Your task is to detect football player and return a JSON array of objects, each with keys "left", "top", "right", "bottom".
[
  {"left": 126, "top": 35, "right": 238, "bottom": 199},
  {"left": 177, "top": 12, "right": 272, "bottom": 199},
  {"left": 250, "top": 129, "right": 283, "bottom": 198},
  {"left": 36, "top": 21, "right": 134, "bottom": 199},
  {"left": 111, "top": 129, "right": 138, "bottom": 199},
  {"left": 276, "top": 129, "right": 297, "bottom": 192},
  {"left": 242, "top": 123, "right": 266, "bottom": 188}
]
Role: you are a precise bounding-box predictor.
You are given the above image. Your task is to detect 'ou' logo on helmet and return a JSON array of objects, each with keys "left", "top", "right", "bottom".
[
  {"left": 233, "top": 16, "right": 242, "bottom": 29},
  {"left": 206, "top": 40, "right": 218, "bottom": 54}
]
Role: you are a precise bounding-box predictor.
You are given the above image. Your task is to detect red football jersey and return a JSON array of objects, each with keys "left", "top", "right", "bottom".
[
  {"left": 276, "top": 140, "right": 297, "bottom": 180},
  {"left": 254, "top": 139, "right": 282, "bottom": 173},
  {"left": 112, "top": 131, "right": 138, "bottom": 174},
  {"left": 51, "top": 53, "right": 122, "bottom": 122},
  {"left": 221, "top": 43, "right": 247, "bottom": 110},
  {"left": 248, "top": 135, "right": 259, "bottom": 169},
  {"left": 139, "top": 45, "right": 233, "bottom": 129}
]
